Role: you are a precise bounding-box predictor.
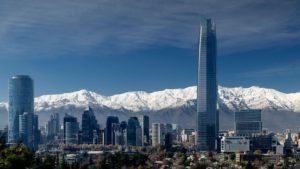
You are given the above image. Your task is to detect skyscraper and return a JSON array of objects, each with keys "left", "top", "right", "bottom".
[
  {"left": 63, "top": 114, "right": 79, "bottom": 144},
  {"left": 127, "top": 117, "right": 142, "bottom": 146},
  {"left": 8, "top": 75, "right": 34, "bottom": 148},
  {"left": 235, "top": 109, "right": 262, "bottom": 137},
  {"left": 197, "top": 19, "right": 218, "bottom": 151},
  {"left": 82, "top": 107, "right": 99, "bottom": 144},
  {"left": 19, "top": 112, "right": 33, "bottom": 148},
  {"left": 33, "top": 114, "right": 39, "bottom": 148},
  {"left": 138, "top": 115, "right": 149, "bottom": 145},
  {"left": 105, "top": 116, "right": 119, "bottom": 145},
  {"left": 152, "top": 123, "right": 165, "bottom": 146},
  {"left": 47, "top": 113, "right": 60, "bottom": 141}
]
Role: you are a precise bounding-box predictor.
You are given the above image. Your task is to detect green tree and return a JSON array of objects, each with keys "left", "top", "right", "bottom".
[
  {"left": 0, "top": 144, "right": 33, "bottom": 169},
  {"left": 229, "top": 153, "right": 235, "bottom": 161},
  {"left": 244, "top": 161, "right": 253, "bottom": 169},
  {"left": 191, "top": 163, "right": 207, "bottom": 169},
  {"left": 57, "top": 156, "right": 70, "bottom": 169}
]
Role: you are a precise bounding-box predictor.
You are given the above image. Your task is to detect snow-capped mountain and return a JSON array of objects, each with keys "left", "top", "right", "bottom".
[
  {"left": 1, "top": 86, "right": 300, "bottom": 131},
  {"left": 30, "top": 86, "right": 300, "bottom": 113},
  {"left": 33, "top": 87, "right": 197, "bottom": 112}
]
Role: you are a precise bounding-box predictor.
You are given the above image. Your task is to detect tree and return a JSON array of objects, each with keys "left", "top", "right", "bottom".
[
  {"left": 191, "top": 163, "right": 207, "bottom": 169},
  {"left": 0, "top": 144, "right": 34, "bottom": 169},
  {"left": 57, "top": 156, "right": 70, "bottom": 169},
  {"left": 229, "top": 153, "right": 235, "bottom": 161},
  {"left": 244, "top": 161, "right": 253, "bottom": 169},
  {"left": 34, "top": 155, "right": 56, "bottom": 169}
]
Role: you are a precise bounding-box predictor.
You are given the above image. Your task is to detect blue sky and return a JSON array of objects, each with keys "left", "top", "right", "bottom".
[{"left": 0, "top": 0, "right": 300, "bottom": 101}]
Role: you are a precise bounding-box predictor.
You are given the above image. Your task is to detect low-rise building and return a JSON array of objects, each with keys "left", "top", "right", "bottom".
[{"left": 221, "top": 136, "right": 250, "bottom": 153}]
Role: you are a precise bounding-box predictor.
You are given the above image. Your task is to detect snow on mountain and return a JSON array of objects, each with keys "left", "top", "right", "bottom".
[
  {"left": 218, "top": 86, "right": 300, "bottom": 112},
  {"left": 1, "top": 86, "right": 300, "bottom": 113},
  {"left": 34, "top": 87, "right": 197, "bottom": 112}
]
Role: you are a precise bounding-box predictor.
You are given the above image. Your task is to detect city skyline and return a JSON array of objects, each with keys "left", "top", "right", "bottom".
[
  {"left": 0, "top": 1, "right": 300, "bottom": 101},
  {"left": 1, "top": 1, "right": 300, "bottom": 168}
]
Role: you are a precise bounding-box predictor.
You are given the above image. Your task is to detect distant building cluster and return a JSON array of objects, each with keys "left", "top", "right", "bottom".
[{"left": 42, "top": 111, "right": 186, "bottom": 148}]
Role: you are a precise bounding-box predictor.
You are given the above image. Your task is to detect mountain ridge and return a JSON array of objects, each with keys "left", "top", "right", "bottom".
[
  {"left": 1, "top": 85, "right": 300, "bottom": 113},
  {"left": 2, "top": 86, "right": 300, "bottom": 131}
]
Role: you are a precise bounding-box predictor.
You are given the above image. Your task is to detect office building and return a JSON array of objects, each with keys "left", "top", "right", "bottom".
[
  {"left": 138, "top": 115, "right": 149, "bottom": 145},
  {"left": 105, "top": 116, "right": 119, "bottom": 145},
  {"left": 152, "top": 123, "right": 173, "bottom": 147},
  {"left": 8, "top": 75, "right": 34, "bottom": 148},
  {"left": 64, "top": 115, "right": 79, "bottom": 144},
  {"left": 221, "top": 136, "right": 250, "bottom": 153},
  {"left": 127, "top": 117, "right": 142, "bottom": 146},
  {"left": 19, "top": 112, "right": 33, "bottom": 148},
  {"left": 33, "top": 114, "right": 39, "bottom": 148},
  {"left": 112, "top": 123, "right": 125, "bottom": 145},
  {"left": 250, "top": 133, "right": 282, "bottom": 154},
  {"left": 120, "top": 121, "right": 127, "bottom": 145},
  {"left": 197, "top": 19, "right": 218, "bottom": 151},
  {"left": 284, "top": 129, "right": 294, "bottom": 155},
  {"left": 82, "top": 107, "right": 99, "bottom": 144},
  {"left": 172, "top": 124, "right": 182, "bottom": 143},
  {"left": 152, "top": 123, "right": 164, "bottom": 146},
  {"left": 235, "top": 109, "right": 262, "bottom": 137},
  {"left": 181, "top": 129, "right": 195, "bottom": 143},
  {"left": 47, "top": 113, "right": 60, "bottom": 141},
  {"left": 164, "top": 123, "right": 173, "bottom": 149}
]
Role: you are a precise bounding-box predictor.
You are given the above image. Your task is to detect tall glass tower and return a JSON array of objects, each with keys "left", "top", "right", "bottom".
[
  {"left": 82, "top": 107, "right": 99, "bottom": 144},
  {"left": 197, "top": 19, "right": 218, "bottom": 151},
  {"left": 63, "top": 114, "right": 79, "bottom": 144},
  {"left": 105, "top": 116, "right": 119, "bottom": 145},
  {"left": 127, "top": 117, "right": 142, "bottom": 146},
  {"left": 138, "top": 115, "right": 149, "bottom": 145},
  {"left": 8, "top": 75, "right": 34, "bottom": 148}
]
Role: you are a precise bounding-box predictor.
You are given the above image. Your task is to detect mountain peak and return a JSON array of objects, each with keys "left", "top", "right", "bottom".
[{"left": 1, "top": 86, "right": 300, "bottom": 113}]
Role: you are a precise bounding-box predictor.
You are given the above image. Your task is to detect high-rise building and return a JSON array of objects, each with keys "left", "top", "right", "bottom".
[
  {"left": 19, "top": 112, "right": 33, "bottom": 148},
  {"left": 105, "top": 116, "right": 119, "bottom": 145},
  {"left": 112, "top": 123, "right": 124, "bottom": 145},
  {"left": 197, "top": 19, "right": 218, "bottom": 151},
  {"left": 181, "top": 129, "right": 195, "bottom": 142},
  {"left": 8, "top": 75, "right": 34, "bottom": 148},
  {"left": 127, "top": 117, "right": 142, "bottom": 146},
  {"left": 63, "top": 114, "right": 79, "bottom": 144},
  {"left": 138, "top": 115, "right": 149, "bottom": 145},
  {"left": 47, "top": 113, "right": 60, "bottom": 141},
  {"left": 152, "top": 123, "right": 164, "bottom": 146},
  {"left": 120, "top": 121, "right": 127, "bottom": 145},
  {"left": 151, "top": 123, "right": 173, "bottom": 147},
  {"left": 33, "top": 114, "right": 39, "bottom": 148},
  {"left": 82, "top": 107, "right": 99, "bottom": 144},
  {"left": 171, "top": 124, "right": 182, "bottom": 143},
  {"left": 234, "top": 109, "right": 262, "bottom": 137}
]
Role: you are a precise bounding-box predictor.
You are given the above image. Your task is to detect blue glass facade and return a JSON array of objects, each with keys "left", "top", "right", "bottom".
[
  {"left": 82, "top": 107, "right": 99, "bottom": 144},
  {"left": 235, "top": 109, "right": 262, "bottom": 137},
  {"left": 47, "top": 113, "right": 60, "bottom": 141},
  {"left": 197, "top": 19, "right": 218, "bottom": 151},
  {"left": 8, "top": 75, "right": 34, "bottom": 148},
  {"left": 63, "top": 115, "right": 79, "bottom": 144},
  {"left": 138, "top": 115, "right": 150, "bottom": 145},
  {"left": 127, "top": 117, "right": 142, "bottom": 146},
  {"left": 105, "top": 116, "right": 119, "bottom": 145}
]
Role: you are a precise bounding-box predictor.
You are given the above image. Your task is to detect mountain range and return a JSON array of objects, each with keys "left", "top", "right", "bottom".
[{"left": 1, "top": 86, "right": 300, "bottom": 132}]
